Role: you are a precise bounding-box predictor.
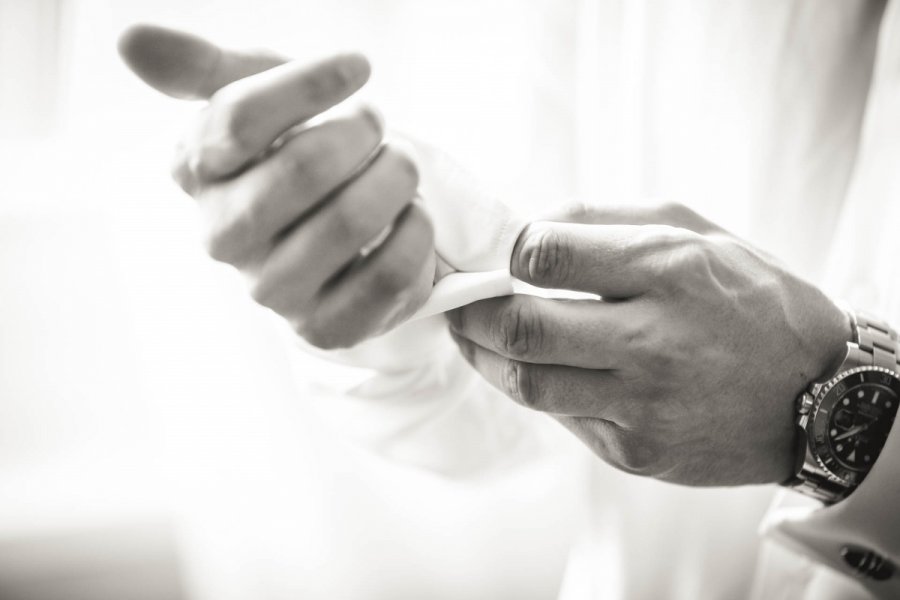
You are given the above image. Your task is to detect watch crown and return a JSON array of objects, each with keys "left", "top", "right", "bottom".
[{"left": 797, "top": 392, "right": 815, "bottom": 415}]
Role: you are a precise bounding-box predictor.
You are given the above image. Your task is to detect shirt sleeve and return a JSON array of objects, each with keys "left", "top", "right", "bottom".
[
  {"left": 758, "top": 2, "right": 900, "bottom": 597},
  {"left": 279, "top": 137, "right": 549, "bottom": 477},
  {"left": 759, "top": 422, "right": 900, "bottom": 599},
  {"left": 284, "top": 323, "right": 553, "bottom": 477}
]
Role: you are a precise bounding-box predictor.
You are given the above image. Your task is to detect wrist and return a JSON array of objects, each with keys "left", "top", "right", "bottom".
[
  {"left": 808, "top": 298, "right": 854, "bottom": 384},
  {"left": 784, "top": 305, "right": 900, "bottom": 503},
  {"left": 779, "top": 294, "right": 850, "bottom": 480}
]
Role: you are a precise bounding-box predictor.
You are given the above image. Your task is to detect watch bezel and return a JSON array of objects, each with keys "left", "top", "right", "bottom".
[{"left": 807, "top": 365, "right": 900, "bottom": 487}]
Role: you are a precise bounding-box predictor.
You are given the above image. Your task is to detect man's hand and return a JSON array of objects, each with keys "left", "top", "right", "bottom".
[
  {"left": 118, "top": 25, "right": 434, "bottom": 349},
  {"left": 447, "top": 202, "right": 851, "bottom": 486}
]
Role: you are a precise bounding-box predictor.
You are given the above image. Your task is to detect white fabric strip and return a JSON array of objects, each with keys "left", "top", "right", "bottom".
[
  {"left": 412, "top": 272, "right": 547, "bottom": 320},
  {"left": 412, "top": 270, "right": 514, "bottom": 319}
]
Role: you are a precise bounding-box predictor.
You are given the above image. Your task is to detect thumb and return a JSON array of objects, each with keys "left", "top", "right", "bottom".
[
  {"left": 117, "top": 23, "right": 287, "bottom": 100},
  {"left": 509, "top": 221, "right": 658, "bottom": 298}
]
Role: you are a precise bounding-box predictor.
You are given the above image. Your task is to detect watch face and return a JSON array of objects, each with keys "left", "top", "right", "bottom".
[{"left": 810, "top": 366, "right": 900, "bottom": 485}]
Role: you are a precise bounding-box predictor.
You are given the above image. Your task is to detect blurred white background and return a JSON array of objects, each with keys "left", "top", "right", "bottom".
[{"left": 0, "top": 0, "right": 770, "bottom": 598}]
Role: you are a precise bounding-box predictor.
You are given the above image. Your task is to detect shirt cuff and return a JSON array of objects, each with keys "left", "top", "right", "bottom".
[{"left": 761, "top": 415, "right": 900, "bottom": 598}]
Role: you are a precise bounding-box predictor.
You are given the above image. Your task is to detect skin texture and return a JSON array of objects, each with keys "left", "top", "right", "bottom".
[
  {"left": 118, "top": 25, "right": 435, "bottom": 349},
  {"left": 447, "top": 203, "right": 851, "bottom": 486},
  {"left": 121, "top": 26, "right": 851, "bottom": 486}
]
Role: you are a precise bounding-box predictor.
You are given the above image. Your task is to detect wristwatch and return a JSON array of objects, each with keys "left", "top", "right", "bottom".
[{"left": 787, "top": 309, "right": 900, "bottom": 504}]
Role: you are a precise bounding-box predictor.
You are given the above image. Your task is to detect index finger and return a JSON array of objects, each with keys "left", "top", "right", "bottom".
[
  {"left": 118, "top": 24, "right": 287, "bottom": 100},
  {"left": 191, "top": 53, "right": 371, "bottom": 179},
  {"left": 510, "top": 221, "right": 694, "bottom": 298},
  {"left": 119, "top": 24, "right": 371, "bottom": 179}
]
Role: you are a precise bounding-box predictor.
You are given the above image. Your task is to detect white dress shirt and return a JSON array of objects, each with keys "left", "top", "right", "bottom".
[{"left": 169, "top": 1, "right": 900, "bottom": 598}]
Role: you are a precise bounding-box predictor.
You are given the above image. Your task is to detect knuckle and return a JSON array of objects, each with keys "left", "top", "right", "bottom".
[
  {"left": 297, "top": 309, "right": 365, "bottom": 350},
  {"left": 356, "top": 105, "right": 385, "bottom": 142},
  {"left": 307, "top": 330, "right": 342, "bottom": 350},
  {"left": 622, "top": 323, "right": 653, "bottom": 361},
  {"left": 241, "top": 184, "right": 272, "bottom": 240},
  {"left": 647, "top": 349, "right": 678, "bottom": 381},
  {"left": 557, "top": 200, "right": 596, "bottom": 223},
  {"left": 372, "top": 254, "right": 417, "bottom": 298},
  {"left": 277, "top": 137, "right": 318, "bottom": 184},
  {"left": 491, "top": 301, "right": 542, "bottom": 359},
  {"left": 408, "top": 204, "right": 436, "bottom": 249},
  {"left": 200, "top": 196, "right": 258, "bottom": 266},
  {"left": 248, "top": 276, "right": 276, "bottom": 309},
  {"left": 653, "top": 200, "right": 718, "bottom": 234},
  {"left": 209, "top": 91, "right": 253, "bottom": 156},
  {"left": 688, "top": 236, "right": 716, "bottom": 268},
  {"left": 202, "top": 225, "right": 234, "bottom": 264},
  {"left": 505, "top": 360, "right": 543, "bottom": 410},
  {"left": 331, "top": 199, "right": 369, "bottom": 243},
  {"left": 396, "top": 208, "right": 436, "bottom": 270},
  {"left": 306, "top": 59, "right": 360, "bottom": 105},
  {"left": 519, "top": 226, "right": 572, "bottom": 287},
  {"left": 203, "top": 234, "right": 226, "bottom": 263},
  {"left": 170, "top": 145, "right": 196, "bottom": 194},
  {"left": 635, "top": 226, "right": 706, "bottom": 282},
  {"left": 634, "top": 224, "right": 684, "bottom": 254},
  {"left": 382, "top": 145, "right": 420, "bottom": 193},
  {"left": 298, "top": 322, "right": 343, "bottom": 350},
  {"left": 655, "top": 201, "right": 692, "bottom": 222},
  {"left": 624, "top": 324, "right": 679, "bottom": 377},
  {"left": 606, "top": 433, "right": 661, "bottom": 477},
  {"left": 669, "top": 235, "right": 716, "bottom": 285}
]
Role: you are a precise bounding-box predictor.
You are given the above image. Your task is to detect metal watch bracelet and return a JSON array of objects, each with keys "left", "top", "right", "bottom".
[
  {"left": 845, "top": 311, "right": 900, "bottom": 372},
  {"left": 789, "top": 310, "right": 900, "bottom": 504}
]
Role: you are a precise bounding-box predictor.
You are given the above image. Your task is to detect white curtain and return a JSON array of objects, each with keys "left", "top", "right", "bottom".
[{"left": 0, "top": 1, "right": 889, "bottom": 598}]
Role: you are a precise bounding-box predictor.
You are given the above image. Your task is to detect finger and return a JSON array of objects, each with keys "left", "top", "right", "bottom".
[
  {"left": 302, "top": 204, "right": 435, "bottom": 348},
  {"left": 509, "top": 220, "right": 697, "bottom": 297},
  {"left": 118, "top": 24, "right": 286, "bottom": 100},
  {"left": 188, "top": 52, "right": 371, "bottom": 179},
  {"left": 543, "top": 201, "right": 724, "bottom": 235},
  {"left": 555, "top": 202, "right": 783, "bottom": 267},
  {"left": 195, "top": 107, "right": 384, "bottom": 266},
  {"left": 120, "top": 24, "right": 371, "bottom": 180},
  {"left": 446, "top": 295, "right": 629, "bottom": 369},
  {"left": 249, "top": 145, "right": 419, "bottom": 317},
  {"left": 449, "top": 330, "right": 628, "bottom": 419}
]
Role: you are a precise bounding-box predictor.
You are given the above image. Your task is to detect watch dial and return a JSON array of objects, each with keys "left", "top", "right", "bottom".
[{"left": 813, "top": 368, "right": 900, "bottom": 482}]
